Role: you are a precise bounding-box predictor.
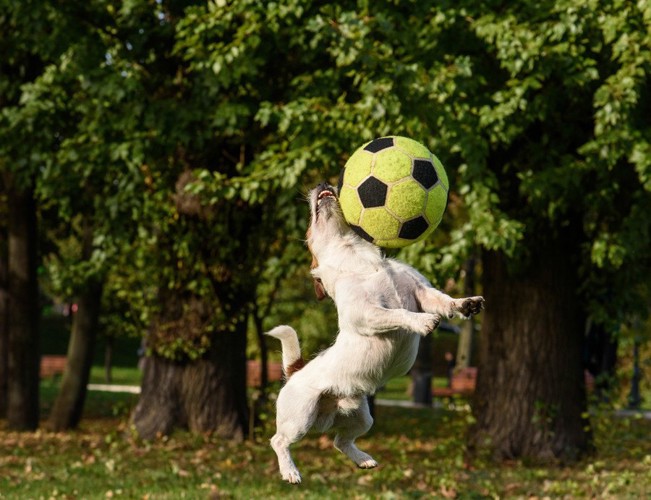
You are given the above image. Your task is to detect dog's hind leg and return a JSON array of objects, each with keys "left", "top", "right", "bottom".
[
  {"left": 270, "top": 433, "right": 303, "bottom": 484},
  {"left": 333, "top": 397, "right": 378, "bottom": 469},
  {"left": 270, "top": 385, "right": 321, "bottom": 484}
]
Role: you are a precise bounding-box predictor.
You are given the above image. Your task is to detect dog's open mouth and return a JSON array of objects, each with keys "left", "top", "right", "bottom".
[
  {"left": 312, "top": 183, "right": 340, "bottom": 223},
  {"left": 317, "top": 188, "right": 335, "bottom": 204}
]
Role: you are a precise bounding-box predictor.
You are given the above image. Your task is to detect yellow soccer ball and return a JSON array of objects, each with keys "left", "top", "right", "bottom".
[{"left": 338, "top": 136, "right": 448, "bottom": 248}]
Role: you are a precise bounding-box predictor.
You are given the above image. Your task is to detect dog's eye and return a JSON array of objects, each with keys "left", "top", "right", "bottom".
[{"left": 315, "top": 277, "right": 322, "bottom": 283}]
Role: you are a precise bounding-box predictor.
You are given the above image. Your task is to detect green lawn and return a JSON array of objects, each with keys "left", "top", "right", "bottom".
[
  {"left": 89, "top": 366, "right": 142, "bottom": 386},
  {"left": 1, "top": 387, "right": 650, "bottom": 499},
  {"left": 377, "top": 375, "right": 456, "bottom": 402},
  {"left": 26, "top": 314, "right": 650, "bottom": 497}
]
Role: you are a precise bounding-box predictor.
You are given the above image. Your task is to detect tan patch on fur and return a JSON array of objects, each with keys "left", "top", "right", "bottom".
[{"left": 285, "top": 358, "right": 306, "bottom": 378}]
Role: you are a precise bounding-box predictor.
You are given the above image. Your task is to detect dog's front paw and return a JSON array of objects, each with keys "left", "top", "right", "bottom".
[
  {"left": 358, "top": 458, "right": 378, "bottom": 469},
  {"left": 412, "top": 313, "right": 441, "bottom": 336},
  {"left": 455, "top": 296, "right": 485, "bottom": 318}
]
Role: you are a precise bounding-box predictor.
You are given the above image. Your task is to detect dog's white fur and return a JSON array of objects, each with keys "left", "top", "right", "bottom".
[{"left": 266, "top": 183, "right": 484, "bottom": 484}]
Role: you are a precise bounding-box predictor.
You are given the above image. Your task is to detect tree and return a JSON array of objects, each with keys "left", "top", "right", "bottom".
[
  {"left": 126, "top": 0, "right": 372, "bottom": 439},
  {"left": 244, "top": 0, "right": 651, "bottom": 461},
  {"left": 47, "top": 219, "right": 105, "bottom": 430},
  {"left": 3, "top": 174, "right": 40, "bottom": 430},
  {"left": 458, "top": 1, "right": 651, "bottom": 460},
  {"left": 1, "top": 0, "right": 313, "bottom": 436},
  {"left": 0, "top": 0, "right": 138, "bottom": 430},
  {"left": 0, "top": 0, "right": 57, "bottom": 430},
  {"left": 0, "top": 183, "right": 8, "bottom": 418},
  {"left": 81, "top": 0, "right": 312, "bottom": 439}
]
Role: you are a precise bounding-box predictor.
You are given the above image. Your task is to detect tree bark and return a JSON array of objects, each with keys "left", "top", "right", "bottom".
[
  {"left": 0, "top": 221, "right": 8, "bottom": 418},
  {"left": 48, "top": 219, "right": 104, "bottom": 430},
  {"left": 48, "top": 277, "right": 103, "bottom": 430},
  {"left": 469, "top": 234, "right": 592, "bottom": 461},
  {"left": 132, "top": 318, "right": 249, "bottom": 440},
  {"left": 5, "top": 176, "right": 40, "bottom": 430}
]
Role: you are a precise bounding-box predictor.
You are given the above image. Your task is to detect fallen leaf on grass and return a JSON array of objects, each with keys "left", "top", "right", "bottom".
[
  {"left": 318, "top": 435, "right": 333, "bottom": 450},
  {"left": 357, "top": 474, "right": 374, "bottom": 486},
  {"left": 440, "top": 484, "right": 458, "bottom": 498}
]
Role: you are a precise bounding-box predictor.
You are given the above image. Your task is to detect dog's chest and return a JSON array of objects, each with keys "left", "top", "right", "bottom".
[{"left": 375, "top": 271, "right": 419, "bottom": 313}]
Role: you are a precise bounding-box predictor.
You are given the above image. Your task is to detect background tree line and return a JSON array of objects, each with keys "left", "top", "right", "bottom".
[{"left": 1, "top": 0, "right": 649, "bottom": 461}]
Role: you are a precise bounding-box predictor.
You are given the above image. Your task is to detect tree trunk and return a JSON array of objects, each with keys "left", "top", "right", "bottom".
[
  {"left": 48, "top": 278, "right": 103, "bottom": 430},
  {"left": 469, "top": 236, "right": 592, "bottom": 461},
  {"left": 456, "top": 257, "right": 476, "bottom": 369},
  {"left": 0, "top": 224, "right": 8, "bottom": 418},
  {"left": 6, "top": 177, "right": 40, "bottom": 430},
  {"left": 411, "top": 335, "right": 431, "bottom": 406},
  {"left": 132, "top": 319, "right": 249, "bottom": 440}
]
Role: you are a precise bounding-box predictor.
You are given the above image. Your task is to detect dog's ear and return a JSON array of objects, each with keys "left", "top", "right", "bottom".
[
  {"left": 313, "top": 277, "right": 327, "bottom": 301},
  {"left": 310, "top": 254, "right": 327, "bottom": 301}
]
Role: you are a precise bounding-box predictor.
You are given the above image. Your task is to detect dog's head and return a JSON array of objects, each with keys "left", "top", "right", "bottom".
[
  {"left": 308, "top": 183, "right": 345, "bottom": 232},
  {"left": 306, "top": 183, "right": 381, "bottom": 300}
]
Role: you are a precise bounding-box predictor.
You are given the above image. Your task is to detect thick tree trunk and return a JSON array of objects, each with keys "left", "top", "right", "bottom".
[
  {"left": 132, "top": 319, "right": 249, "bottom": 440},
  {"left": 48, "top": 278, "right": 103, "bottom": 430},
  {"left": 6, "top": 178, "right": 40, "bottom": 430},
  {"left": 469, "top": 236, "right": 592, "bottom": 461}
]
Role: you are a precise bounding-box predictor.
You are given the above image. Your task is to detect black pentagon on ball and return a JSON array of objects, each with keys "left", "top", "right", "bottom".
[
  {"left": 358, "top": 176, "right": 388, "bottom": 208},
  {"left": 364, "top": 137, "right": 394, "bottom": 153},
  {"left": 350, "top": 224, "right": 374, "bottom": 243},
  {"left": 399, "top": 216, "right": 429, "bottom": 240},
  {"left": 412, "top": 159, "right": 439, "bottom": 189}
]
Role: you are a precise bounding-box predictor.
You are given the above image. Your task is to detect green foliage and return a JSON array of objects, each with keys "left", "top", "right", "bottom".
[{"left": 2, "top": 0, "right": 650, "bottom": 356}]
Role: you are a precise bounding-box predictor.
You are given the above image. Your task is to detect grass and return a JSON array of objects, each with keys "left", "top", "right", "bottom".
[
  {"left": 88, "top": 366, "right": 142, "bottom": 386},
  {"left": 378, "top": 376, "right": 454, "bottom": 402},
  {"left": 25, "top": 313, "right": 650, "bottom": 497},
  {"left": 1, "top": 386, "right": 650, "bottom": 499}
]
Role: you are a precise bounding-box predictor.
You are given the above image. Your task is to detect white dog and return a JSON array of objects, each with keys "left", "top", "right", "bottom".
[{"left": 266, "top": 183, "right": 484, "bottom": 484}]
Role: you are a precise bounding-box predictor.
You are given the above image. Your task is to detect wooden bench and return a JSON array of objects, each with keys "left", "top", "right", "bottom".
[
  {"left": 432, "top": 367, "right": 596, "bottom": 397},
  {"left": 40, "top": 355, "right": 67, "bottom": 378},
  {"left": 247, "top": 360, "right": 282, "bottom": 387},
  {"left": 433, "top": 367, "right": 477, "bottom": 398}
]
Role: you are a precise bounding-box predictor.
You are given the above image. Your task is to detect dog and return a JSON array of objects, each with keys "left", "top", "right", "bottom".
[{"left": 266, "top": 183, "right": 484, "bottom": 484}]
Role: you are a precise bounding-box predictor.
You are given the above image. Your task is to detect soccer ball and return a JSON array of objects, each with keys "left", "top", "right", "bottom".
[{"left": 337, "top": 136, "right": 448, "bottom": 248}]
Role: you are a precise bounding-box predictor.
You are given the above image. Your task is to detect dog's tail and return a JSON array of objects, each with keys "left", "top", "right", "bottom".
[{"left": 265, "top": 325, "right": 305, "bottom": 378}]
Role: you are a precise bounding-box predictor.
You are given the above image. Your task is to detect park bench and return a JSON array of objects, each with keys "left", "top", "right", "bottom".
[
  {"left": 41, "top": 357, "right": 282, "bottom": 386},
  {"left": 40, "top": 355, "right": 67, "bottom": 379},
  {"left": 432, "top": 367, "right": 596, "bottom": 398},
  {"left": 247, "top": 360, "right": 282, "bottom": 387},
  {"left": 432, "top": 366, "right": 477, "bottom": 398}
]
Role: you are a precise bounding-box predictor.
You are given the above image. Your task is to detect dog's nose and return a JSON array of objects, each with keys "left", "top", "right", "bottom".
[{"left": 316, "top": 182, "right": 331, "bottom": 193}]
